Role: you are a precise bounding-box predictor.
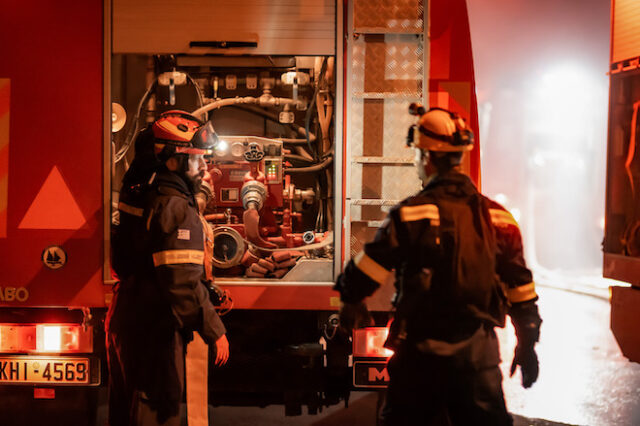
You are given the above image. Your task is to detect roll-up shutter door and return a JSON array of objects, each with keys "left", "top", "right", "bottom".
[
  {"left": 612, "top": 0, "right": 640, "bottom": 65},
  {"left": 113, "top": 0, "right": 335, "bottom": 55}
]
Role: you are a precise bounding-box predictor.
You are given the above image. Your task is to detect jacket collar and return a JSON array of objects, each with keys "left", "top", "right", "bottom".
[
  {"left": 155, "top": 168, "right": 196, "bottom": 205},
  {"left": 422, "top": 170, "right": 478, "bottom": 197}
]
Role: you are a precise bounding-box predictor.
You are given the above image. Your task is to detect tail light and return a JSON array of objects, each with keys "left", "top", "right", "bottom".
[
  {"left": 352, "top": 327, "right": 394, "bottom": 358},
  {"left": 0, "top": 324, "right": 92, "bottom": 353}
]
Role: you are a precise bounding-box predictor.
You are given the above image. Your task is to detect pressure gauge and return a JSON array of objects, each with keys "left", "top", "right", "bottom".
[{"left": 231, "top": 142, "right": 244, "bottom": 158}]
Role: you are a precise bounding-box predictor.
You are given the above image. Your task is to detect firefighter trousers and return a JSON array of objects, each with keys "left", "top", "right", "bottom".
[
  {"left": 379, "top": 327, "right": 512, "bottom": 426},
  {"left": 107, "top": 331, "right": 185, "bottom": 426}
]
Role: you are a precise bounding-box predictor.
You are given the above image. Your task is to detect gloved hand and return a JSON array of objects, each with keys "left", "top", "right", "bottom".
[
  {"left": 509, "top": 300, "right": 542, "bottom": 388},
  {"left": 207, "top": 282, "right": 228, "bottom": 306},
  {"left": 338, "top": 301, "right": 373, "bottom": 334},
  {"left": 510, "top": 344, "right": 539, "bottom": 388}
]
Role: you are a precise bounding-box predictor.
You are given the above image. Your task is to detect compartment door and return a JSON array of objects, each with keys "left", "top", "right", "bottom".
[{"left": 0, "top": 0, "right": 106, "bottom": 307}]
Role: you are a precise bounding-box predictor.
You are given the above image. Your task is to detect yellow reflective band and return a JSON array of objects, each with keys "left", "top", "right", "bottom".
[
  {"left": 354, "top": 251, "right": 392, "bottom": 286},
  {"left": 153, "top": 249, "right": 204, "bottom": 267},
  {"left": 490, "top": 209, "right": 519, "bottom": 228},
  {"left": 507, "top": 282, "right": 537, "bottom": 303},
  {"left": 118, "top": 202, "right": 143, "bottom": 217},
  {"left": 399, "top": 204, "right": 440, "bottom": 225}
]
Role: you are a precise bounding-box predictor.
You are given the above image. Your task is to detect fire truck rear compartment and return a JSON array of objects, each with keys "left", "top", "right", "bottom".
[{"left": 112, "top": 54, "right": 336, "bottom": 282}]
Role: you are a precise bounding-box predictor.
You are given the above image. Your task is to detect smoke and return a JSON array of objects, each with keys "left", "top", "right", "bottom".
[{"left": 468, "top": 0, "right": 610, "bottom": 282}]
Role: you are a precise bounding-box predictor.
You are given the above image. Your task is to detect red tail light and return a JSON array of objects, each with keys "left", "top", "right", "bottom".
[
  {"left": 352, "top": 327, "right": 394, "bottom": 358},
  {"left": 0, "top": 324, "right": 92, "bottom": 353}
]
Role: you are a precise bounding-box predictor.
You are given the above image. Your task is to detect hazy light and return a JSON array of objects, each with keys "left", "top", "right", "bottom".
[
  {"left": 530, "top": 64, "right": 598, "bottom": 147},
  {"left": 510, "top": 207, "right": 522, "bottom": 223},
  {"left": 533, "top": 153, "right": 545, "bottom": 167},
  {"left": 42, "top": 326, "right": 61, "bottom": 352},
  {"left": 215, "top": 140, "right": 229, "bottom": 155},
  {"left": 599, "top": 216, "right": 605, "bottom": 230},
  {"left": 495, "top": 193, "right": 508, "bottom": 205}
]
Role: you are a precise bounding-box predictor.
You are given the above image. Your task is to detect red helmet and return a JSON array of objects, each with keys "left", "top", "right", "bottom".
[{"left": 152, "top": 110, "right": 217, "bottom": 155}]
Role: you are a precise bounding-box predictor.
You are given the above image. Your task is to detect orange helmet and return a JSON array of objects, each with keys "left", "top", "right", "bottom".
[
  {"left": 152, "top": 110, "right": 217, "bottom": 155},
  {"left": 407, "top": 104, "right": 474, "bottom": 152}
]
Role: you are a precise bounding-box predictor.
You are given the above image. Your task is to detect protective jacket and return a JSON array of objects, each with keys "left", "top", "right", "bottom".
[
  {"left": 107, "top": 167, "right": 225, "bottom": 423},
  {"left": 335, "top": 170, "right": 538, "bottom": 347}
]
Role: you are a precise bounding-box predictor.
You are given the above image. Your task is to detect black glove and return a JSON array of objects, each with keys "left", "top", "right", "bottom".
[
  {"left": 509, "top": 301, "right": 542, "bottom": 388},
  {"left": 206, "top": 281, "right": 228, "bottom": 306},
  {"left": 510, "top": 344, "right": 539, "bottom": 388},
  {"left": 338, "top": 301, "right": 373, "bottom": 334}
]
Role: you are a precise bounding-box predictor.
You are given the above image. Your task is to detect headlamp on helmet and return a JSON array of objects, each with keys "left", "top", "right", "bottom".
[
  {"left": 152, "top": 110, "right": 218, "bottom": 156},
  {"left": 406, "top": 103, "right": 474, "bottom": 152}
]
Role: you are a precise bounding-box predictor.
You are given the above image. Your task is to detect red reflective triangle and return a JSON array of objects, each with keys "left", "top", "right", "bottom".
[{"left": 18, "top": 166, "right": 86, "bottom": 230}]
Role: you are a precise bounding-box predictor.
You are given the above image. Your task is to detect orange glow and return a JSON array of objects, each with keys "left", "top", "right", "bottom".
[
  {"left": 0, "top": 324, "right": 91, "bottom": 353},
  {"left": 41, "top": 325, "right": 61, "bottom": 352},
  {"left": 0, "top": 324, "right": 36, "bottom": 352},
  {"left": 38, "top": 325, "right": 82, "bottom": 352},
  {"left": 353, "top": 327, "right": 394, "bottom": 358}
]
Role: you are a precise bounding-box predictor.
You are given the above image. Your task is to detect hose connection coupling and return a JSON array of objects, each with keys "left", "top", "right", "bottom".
[{"left": 241, "top": 180, "right": 267, "bottom": 211}]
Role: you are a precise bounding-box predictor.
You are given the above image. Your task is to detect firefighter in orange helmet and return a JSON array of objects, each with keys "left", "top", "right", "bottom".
[
  {"left": 107, "top": 111, "right": 229, "bottom": 426},
  {"left": 334, "top": 105, "right": 542, "bottom": 425}
]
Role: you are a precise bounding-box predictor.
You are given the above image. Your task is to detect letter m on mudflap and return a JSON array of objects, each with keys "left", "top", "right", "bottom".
[{"left": 368, "top": 366, "right": 390, "bottom": 383}]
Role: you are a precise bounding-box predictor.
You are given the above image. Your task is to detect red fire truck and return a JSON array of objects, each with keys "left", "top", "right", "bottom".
[
  {"left": 605, "top": 0, "right": 640, "bottom": 363},
  {"left": 0, "top": 0, "right": 480, "bottom": 423}
]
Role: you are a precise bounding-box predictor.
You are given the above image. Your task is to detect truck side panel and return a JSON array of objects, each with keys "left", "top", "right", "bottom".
[
  {"left": 0, "top": 0, "right": 105, "bottom": 308},
  {"left": 430, "top": 0, "right": 480, "bottom": 185}
]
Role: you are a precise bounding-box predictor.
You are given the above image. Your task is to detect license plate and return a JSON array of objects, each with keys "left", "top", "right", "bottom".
[
  {"left": 353, "top": 360, "right": 390, "bottom": 388},
  {"left": 0, "top": 357, "right": 90, "bottom": 385}
]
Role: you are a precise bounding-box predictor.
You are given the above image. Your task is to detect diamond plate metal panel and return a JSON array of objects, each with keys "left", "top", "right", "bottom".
[
  {"left": 350, "top": 222, "right": 381, "bottom": 258},
  {"left": 353, "top": 0, "right": 423, "bottom": 33},
  {"left": 350, "top": 163, "right": 420, "bottom": 202},
  {"left": 350, "top": 202, "right": 396, "bottom": 223},
  {"left": 349, "top": 97, "right": 421, "bottom": 200},
  {"left": 350, "top": 98, "right": 364, "bottom": 156},
  {"left": 350, "top": 163, "right": 364, "bottom": 201},
  {"left": 352, "top": 40, "right": 365, "bottom": 93},
  {"left": 349, "top": 98, "right": 364, "bottom": 201},
  {"left": 384, "top": 34, "right": 423, "bottom": 81},
  {"left": 382, "top": 165, "right": 421, "bottom": 201},
  {"left": 352, "top": 34, "right": 423, "bottom": 96},
  {"left": 351, "top": 204, "right": 362, "bottom": 221},
  {"left": 382, "top": 97, "right": 421, "bottom": 158}
]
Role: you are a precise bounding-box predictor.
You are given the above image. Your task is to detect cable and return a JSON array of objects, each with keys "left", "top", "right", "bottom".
[
  {"left": 227, "top": 105, "right": 317, "bottom": 142},
  {"left": 115, "top": 80, "right": 157, "bottom": 163},
  {"left": 305, "top": 58, "right": 328, "bottom": 160},
  {"left": 284, "top": 154, "right": 315, "bottom": 164},
  {"left": 625, "top": 101, "right": 640, "bottom": 198},
  {"left": 284, "top": 153, "right": 333, "bottom": 174},
  {"left": 186, "top": 74, "right": 206, "bottom": 122},
  {"left": 279, "top": 138, "right": 316, "bottom": 145}
]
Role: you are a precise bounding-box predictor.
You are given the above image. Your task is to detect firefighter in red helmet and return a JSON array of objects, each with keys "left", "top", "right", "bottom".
[
  {"left": 107, "top": 111, "right": 229, "bottom": 426},
  {"left": 334, "top": 105, "right": 542, "bottom": 426}
]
